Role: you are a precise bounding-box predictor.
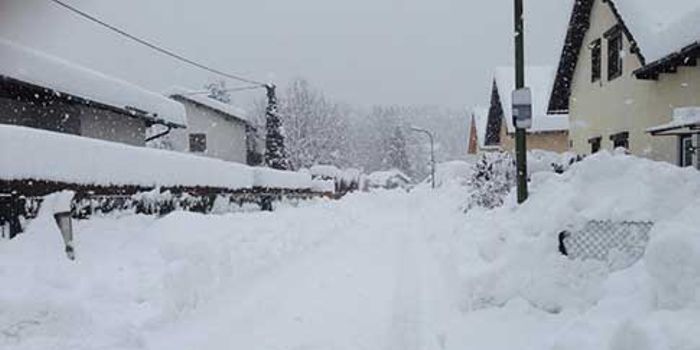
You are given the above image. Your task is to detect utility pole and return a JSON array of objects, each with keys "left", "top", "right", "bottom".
[
  {"left": 410, "top": 126, "right": 436, "bottom": 189},
  {"left": 514, "top": 0, "right": 529, "bottom": 203}
]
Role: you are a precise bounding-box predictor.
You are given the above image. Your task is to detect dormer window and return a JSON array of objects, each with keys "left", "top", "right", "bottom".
[
  {"left": 590, "top": 39, "right": 602, "bottom": 82},
  {"left": 606, "top": 27, "right": 623, "bottom": 81}
]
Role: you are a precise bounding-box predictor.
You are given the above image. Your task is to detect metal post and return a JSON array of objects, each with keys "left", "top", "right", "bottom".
[
  {"left": 514, "top": 0, "right": 529, "bottom": 203},
  {"left": 411, "top": 126, "right": 436, "bottom": 189}
]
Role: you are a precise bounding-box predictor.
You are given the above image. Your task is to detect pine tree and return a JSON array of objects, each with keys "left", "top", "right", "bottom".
[
  {"left": 386, "top": 126, "right": 411, "bottom": 176},
  {"left": 264, "top": 84, "right": 289, "bottom": 170}
]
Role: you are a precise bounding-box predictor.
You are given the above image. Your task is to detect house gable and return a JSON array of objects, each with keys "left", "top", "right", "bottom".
[
  {"left": 548, "top": 0, "right": 646, "bottom": 114},
  {"left": 485, "top": 80, "right": 503, "bottom": 147}
]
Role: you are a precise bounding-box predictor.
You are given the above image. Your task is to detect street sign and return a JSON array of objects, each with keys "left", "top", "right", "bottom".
[{"left": 512, "top": 87, "right": 532, "bottom": 129}]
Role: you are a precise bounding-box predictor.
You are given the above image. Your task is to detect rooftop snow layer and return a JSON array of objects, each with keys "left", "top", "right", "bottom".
[
  {"left": 167, "top": 87, "right": 249, "bottom": 123},
  {"left": 613, "top": 0, "right": 700, "bottom": 63},
  {"left": 493, "top": 66, "right": 569, "bottom": 134},
  {"left": 0, "top": 124, "right": 255, "bottom": 189},
  {"left": 0, "top": 38, "right": 187, "bottom": 127}
]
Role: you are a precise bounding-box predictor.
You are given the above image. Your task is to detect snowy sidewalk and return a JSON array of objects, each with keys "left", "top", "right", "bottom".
[{"left": 143, "top": 190, "right": 463, "bottom": 350}]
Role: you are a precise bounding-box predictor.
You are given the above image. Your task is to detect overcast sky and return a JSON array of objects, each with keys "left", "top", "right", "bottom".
[{"left": 0, "top": 0, "right": 572, "bottom": 110}]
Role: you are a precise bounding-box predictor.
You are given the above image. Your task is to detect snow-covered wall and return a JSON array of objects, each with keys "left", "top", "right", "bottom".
[{"left": 0, "top": 125, "right": 312, "bottom": 191}]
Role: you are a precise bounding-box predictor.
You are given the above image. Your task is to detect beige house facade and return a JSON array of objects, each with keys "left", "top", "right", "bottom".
[{"left": 548, "top": 0, "right": 700, "bottom": 168}]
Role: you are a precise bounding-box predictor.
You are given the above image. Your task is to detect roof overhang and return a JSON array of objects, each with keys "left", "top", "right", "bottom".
[
  {"left": 648, "top": 121, "right": 700, "bottom": 136},
  {"left": 634, "top": 42, "right": 700, "bottom": 80}
]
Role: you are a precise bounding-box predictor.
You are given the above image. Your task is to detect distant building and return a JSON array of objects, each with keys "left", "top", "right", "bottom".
[
  {"left": 0, "top": 39, "right": 186, "bottom": 146},
  {"left": 475, "top": 67, "right": 570, "bottom": 155},
  {"left": 167, "top": 88, "right": 257, "bottom": 165},
  {"left": 467, "top": 107, "right": 501, "bottom": 154},
  {"left": 548, "top": 0, "right": 700, "bottom": 168}
]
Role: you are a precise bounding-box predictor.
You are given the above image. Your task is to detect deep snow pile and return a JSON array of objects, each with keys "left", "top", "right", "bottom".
[
  {"left": 439, "top": 152, "right": 700, "bottom": 350},
  {"left": 0, "top": 197, "right": 344, "bottom": 349}
]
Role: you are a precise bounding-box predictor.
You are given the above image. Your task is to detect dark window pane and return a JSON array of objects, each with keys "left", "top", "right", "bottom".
[
  {"left": 189, "top": 133, "right": 207, "bottom": 153},
  {"left": 607, "top": 31, "right": 623, "bottom": 80},
  {"left": 591, "top": 39, "right": 601, "bottom": 82}
]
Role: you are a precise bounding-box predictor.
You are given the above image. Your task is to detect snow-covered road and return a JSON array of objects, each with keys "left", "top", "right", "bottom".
[{"left": 144, "top": 190, "right": 463, "bottom": 350}]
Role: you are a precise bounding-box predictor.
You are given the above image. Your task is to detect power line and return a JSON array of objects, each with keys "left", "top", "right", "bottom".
[{"left": 49, "top": 0, "right": 266, "bottom": 87}]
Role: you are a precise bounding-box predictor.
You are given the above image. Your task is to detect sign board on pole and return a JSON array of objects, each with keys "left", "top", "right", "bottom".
[{"left": 512, "top": 88, "right": 532, "bottom": 129}]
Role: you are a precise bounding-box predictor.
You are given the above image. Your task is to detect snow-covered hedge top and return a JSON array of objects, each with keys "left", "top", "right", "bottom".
[
  {"left": 493, "top": 66, "right": 569, "bottom": 134},
  {"left": 0, "top": 125, "right": 313, "bottom": 191},
  {"left": 0, "top": 38, "right": 187, "bottom": 128},
  {"left": 252, "top": 167, "right": 311, "bottom": 190},
  {"left": 167, "top": 87, "right": 249, "bottom": 123},
  {"left": 309, "top": 165, "right": 341, "bottom": 179},
  {"left": 613, "top": 0, "right": 700, "bottom": 63}
]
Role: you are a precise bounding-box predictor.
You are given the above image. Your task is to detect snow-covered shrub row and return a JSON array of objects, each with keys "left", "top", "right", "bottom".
[
  {"left": 441, "top": 152, "right": 700, "bottom": 349},
  {"left": 0, "top": 125, "right": 312, "bottom": 191}
]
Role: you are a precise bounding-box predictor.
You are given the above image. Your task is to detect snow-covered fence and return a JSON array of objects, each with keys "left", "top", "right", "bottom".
[
  {"left": 0, "top": 125, "right": 333, "bottom": 237},
  {"left": 559, "top": 220, "right": 655, "bottom": 271}
]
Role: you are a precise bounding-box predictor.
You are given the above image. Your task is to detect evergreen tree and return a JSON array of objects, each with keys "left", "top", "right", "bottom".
[
  {"left": 264, "top": 84, "right": 289, "bottom": 170},
  {"left": 385, "top": 126, "right": 411, "bottom": 176}
]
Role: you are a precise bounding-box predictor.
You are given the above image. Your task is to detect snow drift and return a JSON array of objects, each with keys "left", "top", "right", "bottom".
[{"left": 444, "top": 152, "right": 700, "bottom": 350}]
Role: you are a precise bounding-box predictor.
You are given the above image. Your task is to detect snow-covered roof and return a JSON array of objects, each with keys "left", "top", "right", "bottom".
[
  {"left": 167, "top": 87, "right": 249, "bottom": 124},
  {"left": 613, "top": 0, "right": 700, "bottom": 63},
  {"left": 493, "top": 66, "right": 569, "bottom": 134},
  {"left": 647, "top": 106, "right": 700, "bottom": 134},
  {"left": 471, "top": 107, "right": 496, "bottom": 150},
  {"left": 0, "top": 38, "right": 187, "bottom": 127}
]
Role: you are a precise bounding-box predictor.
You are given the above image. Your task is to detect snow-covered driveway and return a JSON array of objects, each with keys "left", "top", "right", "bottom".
[{"left": 144, "top": 190, "right": 463, "bottom": 350}]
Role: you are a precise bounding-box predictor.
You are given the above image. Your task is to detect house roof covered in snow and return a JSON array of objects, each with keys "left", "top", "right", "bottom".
[
  {"left": 471, "top": 107, "right": 498, "bottom": 150},
  {"left": 493, "top": 66, "right": 569, "bottom": 134},
  {"left": 167, "top": 87, "right": 249, "bottom": 124},
  {"left": 0, "top": 38, "right": 187, "bottom": 128},
  {"left": 612, "top": 0, "right": 700, "bottom": 64},
  {"left": 548, "top": 0, "right": 700, "bottom": 113}
]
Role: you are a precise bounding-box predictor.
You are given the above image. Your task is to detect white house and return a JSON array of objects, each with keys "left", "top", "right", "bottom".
[
  {"left": 167, "top": 88, "right": 254, "bottom": 164},
  {"left": 0, "top": 38, "right": 186, "bottom": 146}
]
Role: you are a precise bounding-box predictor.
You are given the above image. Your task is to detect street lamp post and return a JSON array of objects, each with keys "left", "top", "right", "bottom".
[{"left": 410, "top": 126, "right": 436, "bottom": 189}]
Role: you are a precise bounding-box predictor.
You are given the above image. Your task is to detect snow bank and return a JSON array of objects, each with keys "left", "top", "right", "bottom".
[
  {"left": 433, "top": 160, "right": 473, "bottom": 187},
  {"left": 0, "top": 125, "right": 254, "bottom": 189},
  {"left": 0, "top": 198, "right": 354, "bottom": 348},
  {"left": 311, "top": 179, "right": 336, "bottom": 194},
  {"left": 0, "top": 38, "right": 186, "bottom": 127},
  {"left": 439, "top": 152, "right": 700, "bottom": 349},
  {"left": 252, "top": 167, "right": 312, "bottom": 190}
]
